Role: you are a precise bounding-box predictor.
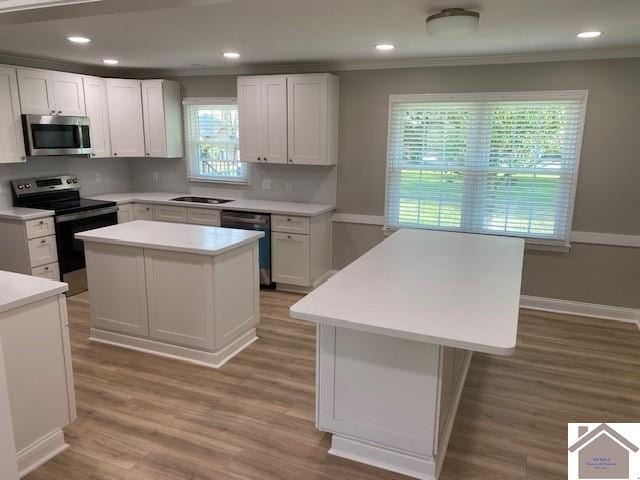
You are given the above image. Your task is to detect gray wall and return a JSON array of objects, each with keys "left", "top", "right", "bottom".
[
  {"left": 332, "top": 58, "right": 640, "bottom": 308},
  {"left": 0, "top": 157, "right": 131, "bottom": 208}
]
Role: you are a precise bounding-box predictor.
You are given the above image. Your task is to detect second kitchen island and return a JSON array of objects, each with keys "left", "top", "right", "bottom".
[{"left": 76, "top": 220, "right": 263, "bottom": 368}]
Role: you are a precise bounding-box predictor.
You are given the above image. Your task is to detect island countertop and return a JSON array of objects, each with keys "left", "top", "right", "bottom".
[
  {"left": 75, "top": 220, "right": 264, "bottom": 256},
  {"left": 0, "top": 270, "right": 68, "bottom": 314},
  {"left": 290, "top": 228, "right": 525, "bottom": 356}
]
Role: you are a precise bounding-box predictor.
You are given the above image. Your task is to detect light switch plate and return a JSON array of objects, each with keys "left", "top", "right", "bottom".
[
  {"left": 95, "top": 173, "right": 101, "bottom": 184},
  {"left": 152, "top": 171, "right": 159, "bottom": 183},
  {"left": 262, "top": 179, "right": 272, "bottom": 190},
  {"left": 285, "top": 180, "right": 293, "bottom": 192}
]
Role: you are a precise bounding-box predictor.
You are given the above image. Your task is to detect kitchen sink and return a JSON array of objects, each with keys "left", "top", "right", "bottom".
[{"left": 170, "top": 196, "right": 233, "bottom": 204}]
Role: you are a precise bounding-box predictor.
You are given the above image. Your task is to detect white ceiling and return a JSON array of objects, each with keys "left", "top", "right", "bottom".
[{"left": 0, "top": 0, "right": 639, "bottom": 73}]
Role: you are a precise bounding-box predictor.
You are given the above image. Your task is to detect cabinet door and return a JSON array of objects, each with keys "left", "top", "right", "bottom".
[
  {"left": 141, "top": 80, "right": 167, "bottom": 158},
  {"left": 106, "top": 79, "right": 145, "bottom": 157},
  {"left": 0, "top": 67, "right": 26, "bottom": 164},
  {"left": 132, "top": 203, "right": 154, "bottom": 220},
  {"left": 16, "top": 68, "right": 55, "bottom": 115},
  {"left": 261, "top": 75, "right": 287, "bottom": 164},
  {"left": 272, "top": 232, "right": 310, "bottom": 286},
  {"left": 83, "top": 76, "right": 111, "bottom": 158},
  {"left": 153, "top": 205, "right": 187, "bottom": 223},
  {"left": 287, "top": 74, "right": 327, "bottom": 165},
  {"left": 51, "top": 72, "right": 85, "bottom": 115},
  {"left": 145, "top": 250, "right": 215, "bottom": 349},
  {"left": 85, "top": 242, "right": 149, "bottom": 337},
  {"left": 117, "top": 204, "right": 133, "bottom": 223},
  {"left": 237, "top": 76, "right": 263, "bottom": 163}
]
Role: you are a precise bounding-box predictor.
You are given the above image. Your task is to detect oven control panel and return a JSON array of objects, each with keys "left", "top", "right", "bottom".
[{"left": 12, "top": 175, "right": 79, "bottom": 197}]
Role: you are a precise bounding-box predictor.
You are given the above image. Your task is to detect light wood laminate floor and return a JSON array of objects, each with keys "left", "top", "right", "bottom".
[{"left": 25, "top": 291, "right": 640, "bottom": 480}]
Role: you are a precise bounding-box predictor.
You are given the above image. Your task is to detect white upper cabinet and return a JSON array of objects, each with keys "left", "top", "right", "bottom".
[
  {"left": 0, "top": 66, "right": 26, "bottom": 164},
  {"left": 141, "top": 79, "right": 183, "bottom": 158},
  {"left": 83, "top": 75, "right": 111, "bottom": 158},
  {"left": 16, "top": 68, "right": 54, "bottom": 115},
  {"left": 261, "top": 75, "right": 288, "bottom": 164},
  {"left": 51, "top": 72, "right": 85, "bottom": 116},
  {"left": 287, "top": 74, "right": 338, "bottom": 165},
  {"left": 237, "top": 76, "right": 264, "bottom": 163},
  {"left": 17, "top": 68, "right": 85, "bottom": 115},
  {"left": 106, "top": 78, "right": 146, "bottom": 157},
  {"left": 237, "top": 73, "right": 338, "bottom": 166}
]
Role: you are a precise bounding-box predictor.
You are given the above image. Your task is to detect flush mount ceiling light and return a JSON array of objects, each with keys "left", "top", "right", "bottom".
[
  {"left": 375, "top": 44, "right": 395, "bottom": 51},
  {"left": 67, "top": 36, "right": 91, "bottom": 44},
  {"left": 223, "top": 52, "right": 240, "bottom": 59},
  {"left": 426, "top": 8, "right": 480, "bottom": 37},
  {"left": 102, "top": 58, "right": 118, "bottom": 65},
  {"left": 577, "top": 31, "right": 602, "bottom": 38}
]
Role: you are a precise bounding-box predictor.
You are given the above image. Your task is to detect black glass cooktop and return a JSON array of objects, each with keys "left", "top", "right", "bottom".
[{"left": 27, "top": 198, "right": 116, "bottom": 215}]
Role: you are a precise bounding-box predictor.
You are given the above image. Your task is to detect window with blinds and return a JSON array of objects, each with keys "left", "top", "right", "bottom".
[
  {"left": 183, "top": 98, "right": 248, "bottom": 183},
  {"left": 385, "top": 91, "right": 588, "bottom": 246}
]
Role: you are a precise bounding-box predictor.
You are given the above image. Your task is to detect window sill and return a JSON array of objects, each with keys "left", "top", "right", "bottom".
[{"left": 188, "top": 177, "right": 250, "bottom": 187}]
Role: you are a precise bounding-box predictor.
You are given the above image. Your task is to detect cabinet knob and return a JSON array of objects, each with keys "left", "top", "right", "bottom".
[
  {"left": 57, "top": 110, "right": 62, "bottom": 115},
  {"left": 92, "top": 153, "right": 96, "bottom": 157},
  {"left": 288, "top": 159, "right": 293, "bottom": 163},
  {"left": 50, "top": 110, "right": 55, "bottom": 114},
  {"left": 286, "top": 218, "right": 291, "bottom": 222},
  {"left": 264, "top": 157, "right": 267, "bottom": 162},
  {"left": 287, "top": 235, "right": 292, "bottom": 239},
  {"left": 257, "top": 156, "right": 260, "bottom": 161},
  {"left": 114, "top": 153, "right": 118, "bottom": 156},
  {"left": 44, "top": 266, "right": 49, "bottom": 271},
  {"left": 146, "top": 153, "right": 150, "bottom": 156},
  {"left": 41, "top": 239, "right": 46, "bottom": 244},
  {"left": 38, "top": 220, "right": 44, "bottom": 225}
]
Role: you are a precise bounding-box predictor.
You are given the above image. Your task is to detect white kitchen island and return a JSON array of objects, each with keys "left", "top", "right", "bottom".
[
  {"left": 290, "top": 228, "right": 524, "bottom": 480},
  {"left": 76, "top": 221, "right": 264, "bottom": 368}
]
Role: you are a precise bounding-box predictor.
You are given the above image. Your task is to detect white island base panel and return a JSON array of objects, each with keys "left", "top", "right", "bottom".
[
  {"left": 316, "top": 325, "right": 472, "bottom": 480},
  {"left": 89, "top": 327, "right": 257, "bottom": 369}
]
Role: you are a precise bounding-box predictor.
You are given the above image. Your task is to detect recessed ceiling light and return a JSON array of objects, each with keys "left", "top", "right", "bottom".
[
  {"left": 577, "top": 31, "right": 602, "bottom": 38},
  {"left": 375, "top": 44, "right": 395, "bottom": 51},
  {"left": 102, "top": 59, "right": 119, "bottom": 65},
  {"left": 223, "top": 52, "right": 240, "bottom": 59},
  {"left": 67, "top": 36, "right": 91, "bottom": 44}
]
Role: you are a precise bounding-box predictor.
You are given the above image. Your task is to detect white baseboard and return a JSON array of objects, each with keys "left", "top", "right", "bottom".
[
  {"left": 89, "top": 328, "right": 258, "bottom": 369},
  {"left": 520, "top": 295, "right": 640, "bottom": 327},
  {"left": 17, "top": 429, "right": 68, "bottom": 477}
]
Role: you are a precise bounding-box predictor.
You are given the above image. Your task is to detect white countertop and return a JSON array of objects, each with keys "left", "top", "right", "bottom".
[
  {"left": 87, "top": 192, "right": 335, "bottom": 217},
  {"left": 75, "top": 220, "right": 264, "bottom": 256},
  {"left": 0, "top": 207, "right": 54, "bottom": 221},
  {"left": 290, "top": 228, "right": 525, "bottom": 356},
  {"left": 0, "top": 270, "right": 68, "bottom": 314}
]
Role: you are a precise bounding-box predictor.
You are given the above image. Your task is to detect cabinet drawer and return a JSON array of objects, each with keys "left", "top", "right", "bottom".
[
  {"left": 25, "top": 216, "right": 55, "bottom": 239},
  {"left": 28, "top": 235, "right": 58, "bottom": 267},
  {"left": 132, "top": 204, "right": 154, "bottom": 221},
  {"left": 272, "top": 215, "right": 310, "bottom": 234},
  {"left": 32, "top": 262, "right": 60, "bottom": 281},
  {"left": 187, "top": 208, "right": 221, "bottom": 226},
  {"left": 154, "top": 205, "right": 188, "bottom": 223},
  {"left": 272, "top": 232, "right": 310, "bottom": 286}
]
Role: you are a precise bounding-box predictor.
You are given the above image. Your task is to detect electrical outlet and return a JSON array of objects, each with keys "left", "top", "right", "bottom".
[
  {"left": 285, "top": 180, "right": 293, "bottom": 192},
  {"left": 95, "top": 173, "right": 101, "bottom": 184},
  {"left": 152, "top": 171, "right": 159, "bottom": 183},
  {"left": 262, "top": 178, "right": 272, "bottom": 190}
]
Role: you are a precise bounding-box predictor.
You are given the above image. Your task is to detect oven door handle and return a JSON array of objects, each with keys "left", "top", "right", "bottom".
[{"left": 55, "top": 206, "right": 118, "bottom": 223}]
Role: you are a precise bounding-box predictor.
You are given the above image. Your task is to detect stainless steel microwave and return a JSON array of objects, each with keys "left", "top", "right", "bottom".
[{"left": 22, "top": 114, "right": 92, "bottom": 157}]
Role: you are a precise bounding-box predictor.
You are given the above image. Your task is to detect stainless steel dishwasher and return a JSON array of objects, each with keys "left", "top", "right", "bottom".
[{"left": 221, "top": 211, "right": 273, "bottom": 287}]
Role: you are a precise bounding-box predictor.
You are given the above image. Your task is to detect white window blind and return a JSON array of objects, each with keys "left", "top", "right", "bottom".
[
  {"left": 183, "top": 97, "right": 248, "bottom": 183},
  {"left": 385, "top": 91, "right": 588, "bottom": 246}
]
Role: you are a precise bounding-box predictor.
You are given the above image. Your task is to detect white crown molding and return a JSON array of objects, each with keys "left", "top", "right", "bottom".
[
  {"left": 520, "top": 295, "right": 640, "bottom": 326},
  {"left": 142, "top": 46, "right": 640, "bottom": 78},
  {"left": 2, "top": 46, "right": 640, "bottom": 79},
  {"left": 332, "top": 214, "right": 640, "bottom": 249}
]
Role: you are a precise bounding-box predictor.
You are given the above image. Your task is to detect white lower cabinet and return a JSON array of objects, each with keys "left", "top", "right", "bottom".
[
  {"left": 133, "top": 203, "right": 154, "bottom": 220},
  {"left": 153, "top": 205, "right": 188, "bottom": 223},
  {"left": 145, "top": 250, "right": 215, "bottom": 349},
  {"left": 117, "top": 203, "right": 134, "bottom": 223},
  {"left": 0, "top": 293, "right": 76, "bottom": 476},
  {"left": 272, "top": 232, "right": 310, "bottom": 286},
  {"left": 85, "top": 243, "right": 149, "bottom": 337},
  {"left": 27, "top": 235, "right": 58, "bottom": 267},
  {"left": 187, "top": 208, "right": 220, "bottom": 226},
  {"left": 271, "top": 212, "right": 332, "bottom": 289},
  {"left": 31, "top": 262, "right": 60, "bottom": 280}
]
